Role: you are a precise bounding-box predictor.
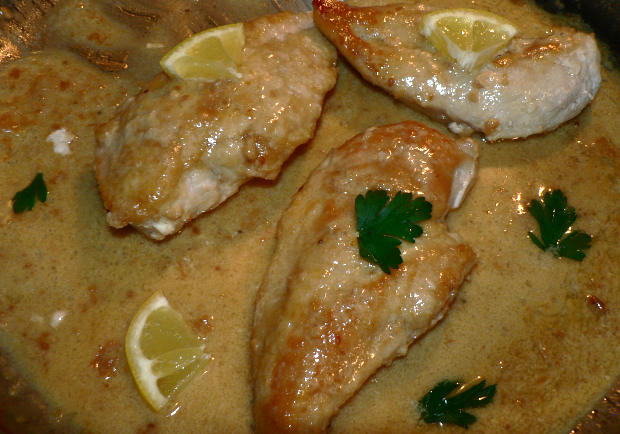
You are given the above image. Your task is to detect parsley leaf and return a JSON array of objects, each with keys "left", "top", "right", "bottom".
[
  {"left": 12, "top": 173, "right": 47, "bottom": 214},
  {"left": 527, "top": 189, "right": 592, "bottom": 261},
  {"left": 355, "top": 189, "right": 432, "bottom": 274},
  {"left": 418, "top": 379, "right": 497, "bottom": 429}
]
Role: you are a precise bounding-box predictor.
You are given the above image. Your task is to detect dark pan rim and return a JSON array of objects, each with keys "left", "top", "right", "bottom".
[{"left": 0, "top": 0, "right": 618, "bottom": 432}]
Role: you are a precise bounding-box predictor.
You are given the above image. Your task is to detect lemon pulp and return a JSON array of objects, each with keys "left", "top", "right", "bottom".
[
  {"left": 125, "top": 291, "right": 209, "bottom": 411},
  {"left": 160, "top": 22, "right": 245, "bottom": 81},
  {"left": 421, "top": 8, "right": 517, "bottom": 70}
]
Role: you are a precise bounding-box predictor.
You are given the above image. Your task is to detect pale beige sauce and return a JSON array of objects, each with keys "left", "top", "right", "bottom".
[{"left": 0, "top": 0, "right": 618, "bottom": 432}]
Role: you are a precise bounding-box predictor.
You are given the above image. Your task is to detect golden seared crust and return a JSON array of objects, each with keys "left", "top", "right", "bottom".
[
  {"left": 313, "top": 0, "right": 600, "bottom": 140},
  {"left": 252, "top": 121, "right": 478, "bottom": 433},
  {"left": 95, "top": 12, "right": 337, "bottom": 239}
]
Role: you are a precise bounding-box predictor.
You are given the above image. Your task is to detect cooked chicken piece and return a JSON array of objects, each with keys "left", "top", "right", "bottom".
[
  {"left": 313, "top": 0, "right": 601, "bottom": 141},
  {"left": 95, "top": 12, "right": 337, "bottom": 240},
  {"left": 252, "top": 121, "right": 478, "bottom": 433}
]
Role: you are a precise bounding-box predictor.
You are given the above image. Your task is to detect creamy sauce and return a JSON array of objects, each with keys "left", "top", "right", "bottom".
[{"left": 0, "top": 0, "right": 618, "bottom": 432}]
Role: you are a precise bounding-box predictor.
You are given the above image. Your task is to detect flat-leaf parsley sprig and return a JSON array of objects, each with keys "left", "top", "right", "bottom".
[
  {"left": 418, "top": 378, "right": 497, "bottom": 429},
  {"left": 355, "top": 189, "right": 432, "bottom": 274},
  {"left": 12, "top": 172, "right": 47, "bottom": 214},
  {"left": 527, "top": 189, "right": 592, "bottom": 261}
]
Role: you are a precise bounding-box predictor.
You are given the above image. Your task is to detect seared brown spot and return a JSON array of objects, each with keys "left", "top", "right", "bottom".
[
  {"left": 59, "top": 80, "right": 70, "bottom": 91},
  {"left": 484, "top": 118, "right": 500, "bottom": 135},
  {"left": 494, "top": 56, "right": 512, "bottom": 68},
  {"left": 243, "top": 135, "right": 268, "bottom": 165},
  {"left": 9, "top": 68, "right": 20, "bottom": 79},
  {"left": 525, "top": 42, "right": 560, "bottom": 60}
]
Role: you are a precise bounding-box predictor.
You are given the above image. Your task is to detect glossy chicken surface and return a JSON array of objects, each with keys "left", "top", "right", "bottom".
[
  {"left": 95, "top": 12, "right": 337, "bottom": 240},
  {"left": 313, "top": 0, "right": 600, "bottom": 140},
  {"left": 252, "top": 121, "right": 478, "bottom": 432}
]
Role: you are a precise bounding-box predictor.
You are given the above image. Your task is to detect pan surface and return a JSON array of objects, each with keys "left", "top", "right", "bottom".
[{"left": 0, "top": 0, "right": 618, "bottom": 432}]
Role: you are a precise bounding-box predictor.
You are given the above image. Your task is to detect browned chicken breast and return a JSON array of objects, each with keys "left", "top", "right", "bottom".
[
  {"left": 252, "top": 121, "right": 478, "bottom": 433},
  {"left": 95, "top": 12, "right": 337, "bottom": 240},
  {"left": 313, "top": 0, "right": 600, "bottom": 141}
]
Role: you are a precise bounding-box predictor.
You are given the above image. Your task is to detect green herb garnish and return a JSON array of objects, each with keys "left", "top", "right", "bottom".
[
  {"left": 355, "top": 189, "right": 432, "bottom": 274},
  {"left": 12, "top": 172, "right": 47, "bottom": 213},
  {"left": 418, "top": 379, "right": 497, "bottom": 429},
  {"left": 527, "top": 189, "right": 592, "bottom": 261}
]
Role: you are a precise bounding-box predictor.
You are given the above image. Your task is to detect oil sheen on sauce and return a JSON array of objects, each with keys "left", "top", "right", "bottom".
[{"left": 0, "top": 0, "right": 618, "bottom": 432}]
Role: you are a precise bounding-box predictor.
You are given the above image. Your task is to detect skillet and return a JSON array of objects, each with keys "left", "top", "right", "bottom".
[{"left": 0, "top": 0, "right": 618, "bottom": 432}]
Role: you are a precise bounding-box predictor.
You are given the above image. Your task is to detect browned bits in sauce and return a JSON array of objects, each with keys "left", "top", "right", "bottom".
[
  {"left": 80, "top": 284, "right": 99, "bottom": 312},
  {"left": 193, "top": 315, "right": 214, "bottom": 338},
  {"left": 87, "top": 32, "right": 107, "bottom": 44},
  {"left": 90, "top": 340, "right": 122, "bottom": 385},
  {"left": 58, "top": 80, "right": 70, "bottom": 91},
  {"left": 586, "top": 294, "right": 607, "bottom": 313},
  {"left": 0, "top": 113, "right": 18, "bottom": 130},
  {"left": 136, "top": 422, "right": 158, "bottom": 434},
  {"left": 36, "top": 332, "right": 51, "bottom": 351},
  {"left": 583, "top": 136, "right": 618, "bottom": 163}
]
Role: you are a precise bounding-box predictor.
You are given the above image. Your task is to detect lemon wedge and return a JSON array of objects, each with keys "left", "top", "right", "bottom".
[
  {"left": 125, "top": 291, "right": 209, "bottom": 411},
  {"left": 160, "top": 22, "right": 245, "bottom": 81},
  {"left": 421, "top": 8, "right": 517, "bottom": 70}
]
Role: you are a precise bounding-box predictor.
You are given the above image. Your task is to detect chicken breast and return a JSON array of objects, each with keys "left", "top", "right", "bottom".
[
  {"left": 313, "top": 0, "right": 601, "bottom": 141},
  {"left": 252, "top": 121, "right": 478, "bottom": 433},
  {"left": 95, "top": 12, "right": 337, "bottom": 240}
]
